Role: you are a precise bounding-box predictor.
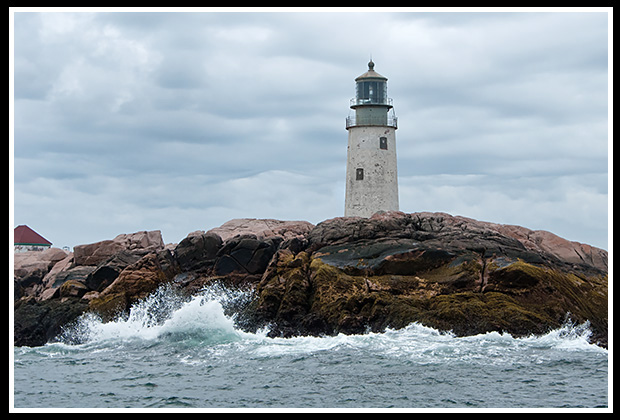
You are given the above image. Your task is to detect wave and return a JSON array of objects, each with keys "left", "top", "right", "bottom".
[
  {"left": 55, "top": 283, "right": 607, "bottom": 361},
  {"left": 58, "top": 284, "right": 252, "bottom": 348}
]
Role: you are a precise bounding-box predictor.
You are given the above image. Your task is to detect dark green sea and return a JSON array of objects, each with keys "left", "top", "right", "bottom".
[{"left": 12, "top": 285, "right": 609, "bottom": 410}]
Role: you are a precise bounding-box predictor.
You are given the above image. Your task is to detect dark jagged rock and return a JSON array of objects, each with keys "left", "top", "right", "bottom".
[
  {"left": 13, "top": 213, "right": 608, "bottom": 348},
  {"left": 214, "top": 235, "right": 280, "bottom": 275},
  {"left": 174, "top": 232, "right": 223, "bottom": 272},
  {"left": 14, "top": 297, "right": 89, "bottom": 347}
]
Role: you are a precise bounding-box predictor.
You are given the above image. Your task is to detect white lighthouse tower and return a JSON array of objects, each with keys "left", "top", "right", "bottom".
[{"left": 344, "top": 60, "right": 399, "bottom": 217}]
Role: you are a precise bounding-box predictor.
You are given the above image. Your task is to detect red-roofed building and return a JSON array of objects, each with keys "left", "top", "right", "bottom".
[{"left": 14, "top": 225, "right": 52, "bottom": 252}]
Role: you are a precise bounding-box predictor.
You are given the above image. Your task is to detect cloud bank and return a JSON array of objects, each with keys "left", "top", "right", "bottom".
[{"left": 12, "top": 10, "right": 609, "bottom": 250}]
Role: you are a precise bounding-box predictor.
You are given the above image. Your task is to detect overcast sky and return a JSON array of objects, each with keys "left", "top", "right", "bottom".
[{"left": 11, "top": 8, "right": 610, "bottom": 251}]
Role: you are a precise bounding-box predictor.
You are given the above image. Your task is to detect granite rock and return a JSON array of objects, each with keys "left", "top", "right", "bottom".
[
  {"left": 14, "top": 213, "right": 608, "bottom": 348},
  {"left": 73, "top": 230, "right": 164, "bottom": 266}
]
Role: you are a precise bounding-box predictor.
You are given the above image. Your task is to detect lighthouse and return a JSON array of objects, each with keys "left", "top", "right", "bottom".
[{"left": 344, "top": 60, "right": 399, "bottom": 217}]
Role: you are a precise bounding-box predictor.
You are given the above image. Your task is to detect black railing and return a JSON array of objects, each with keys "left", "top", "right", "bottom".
[
  {"left": 350, "top": 97, "right": 393, "bottom": 107},
  {"left": 345, "top": 115, "right": 398, "bottom": 129}
]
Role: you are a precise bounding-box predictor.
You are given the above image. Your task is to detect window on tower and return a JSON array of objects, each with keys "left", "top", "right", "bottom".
[
  {"left": 356, "top": 168, "right": 364, "bottom": 180},
  {"left": 379, "top": 137, "right": 388, "bottom": 150}
]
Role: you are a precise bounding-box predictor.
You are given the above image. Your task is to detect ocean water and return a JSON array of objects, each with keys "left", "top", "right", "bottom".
[{"left": 12, "top": 285, "right": 609, "bottom": 410}]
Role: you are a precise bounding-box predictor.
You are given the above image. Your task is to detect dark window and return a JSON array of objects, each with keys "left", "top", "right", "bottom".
[
  {"left": 379, "top": 137, "right": 388, "bottom": 150},
  {"left": 356, "top": 168, "right": 364, "bottom": 180}
]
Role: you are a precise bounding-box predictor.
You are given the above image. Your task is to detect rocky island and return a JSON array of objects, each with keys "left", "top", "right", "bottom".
[{"left": 13, "top": 212, "right": 608, "bottom": 348}]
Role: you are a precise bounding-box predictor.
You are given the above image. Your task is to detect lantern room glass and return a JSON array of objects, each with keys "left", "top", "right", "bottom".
[{"left": 356, "top": 80, "right": 387, "bottom": 105}]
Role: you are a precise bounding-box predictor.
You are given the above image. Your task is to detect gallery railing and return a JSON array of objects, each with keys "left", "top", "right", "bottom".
[
  {"left": 345, "top": 115, "right": 398, "bottom": 129},
  {"left": 350, "top": 97, "right": 393, "bottom": 107}
]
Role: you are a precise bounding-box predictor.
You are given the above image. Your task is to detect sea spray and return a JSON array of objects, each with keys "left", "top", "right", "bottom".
[
  {"left": 58, "top": 282, "right": 606, "bottom": 355},
  {"left": 57, "top": 282, "right": 254, "bottom": 346},
  {"left": 16, "top": 283, "right": 608, "bottom": 408}
]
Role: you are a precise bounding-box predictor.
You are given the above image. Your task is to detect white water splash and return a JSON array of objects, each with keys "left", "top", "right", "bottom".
[
  {"left": 59, "top": 283, "right": 251, "bottom": 346},
  {"left": 57, "top": 283, "right": 606, "bottom": 363},
  {"left": 246, "top": 320, "right": 605, "bottom": 366}
]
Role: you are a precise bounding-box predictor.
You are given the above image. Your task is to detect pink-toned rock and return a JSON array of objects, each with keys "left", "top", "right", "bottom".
[
  {"left": 14, "top": 248, "right": 70, "bottom": 300},
  {"left": 38, "top": 287, "right": 59, "bottom": 302},
  {"left": 443, "top": 214, "right": 608, "bottom": 272},
  {"left": 72, "top": 240, "right": 124, "bottom": 266},
  {"left": 510, "top": 228, "right": 607, "bottom": 272},
  {"left": 41, "top": 253, "right": 74, "bottom": 284},
  {"left": 207, "top": 218, "right": 314, "bottom": 242},
  {"left": 14, "top": 248, "right": 69, "bottom": 285},
  {"left": 114, "top": 230, "right": 164, "bottom": 251},
  {"left": 73, "top": 230, "right": 164, "bottom": 266},
  {"left": 38, "top": 253, "right": 75, "bottom": 301},
  {"left": 369, "top": 210, "right": 409, "bottom": 221}
]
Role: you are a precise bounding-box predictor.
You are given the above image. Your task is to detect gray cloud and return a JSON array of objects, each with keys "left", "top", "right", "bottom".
[{"left": 11, "top": 9, "right": 609, "bottom": 250}]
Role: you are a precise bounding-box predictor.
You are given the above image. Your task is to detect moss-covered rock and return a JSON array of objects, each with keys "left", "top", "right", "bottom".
[
  {"left": 87, "top": 292, "right": 129, "bottom": 322},
  {"left": 250, "top": 247, "right": 607, "bottom": 346},
  {"left": 58, "top": 279, "right": 90, "bottom": 299}
]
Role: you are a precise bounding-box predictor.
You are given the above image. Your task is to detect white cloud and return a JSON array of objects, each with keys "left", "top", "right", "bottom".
[
  {"left": 399, "top": 172, "right": 608, "bottom": 248},
  {"left": 12, "top": 10, "right": 609, "bottom": 251}
]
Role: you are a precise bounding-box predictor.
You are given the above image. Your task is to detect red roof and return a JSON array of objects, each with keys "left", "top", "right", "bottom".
[{"left": 14, "top": 225, "right": 52, "bottom": 246}]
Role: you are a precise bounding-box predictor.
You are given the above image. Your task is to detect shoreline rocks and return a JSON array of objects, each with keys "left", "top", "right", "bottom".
[{"left": 13, "top": 213, "right": 608, "bottom": 348}]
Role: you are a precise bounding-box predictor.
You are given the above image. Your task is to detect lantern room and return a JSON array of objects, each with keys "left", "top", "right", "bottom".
[
  {"left": 352, "top": 60, "right": 390, "bottom": 107},
  {"left": 346, "top": 60, "right": 397, "bottom": 129}
]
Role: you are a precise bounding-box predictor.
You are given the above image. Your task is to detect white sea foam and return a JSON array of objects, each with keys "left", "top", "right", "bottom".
[
  {"left": 58, "top": 283, "right": 607, "bottom": 362},
  {"left": 59, "top": 284, "right": 251, "bottom": 346}
]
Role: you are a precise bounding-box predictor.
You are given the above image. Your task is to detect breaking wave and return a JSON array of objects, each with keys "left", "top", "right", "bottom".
[
  {"left": 58, "top": 283, "right": 253, "bottom": 347},
  {"left": 55, "top": 283, "right": 606, "bottom": 362}
]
